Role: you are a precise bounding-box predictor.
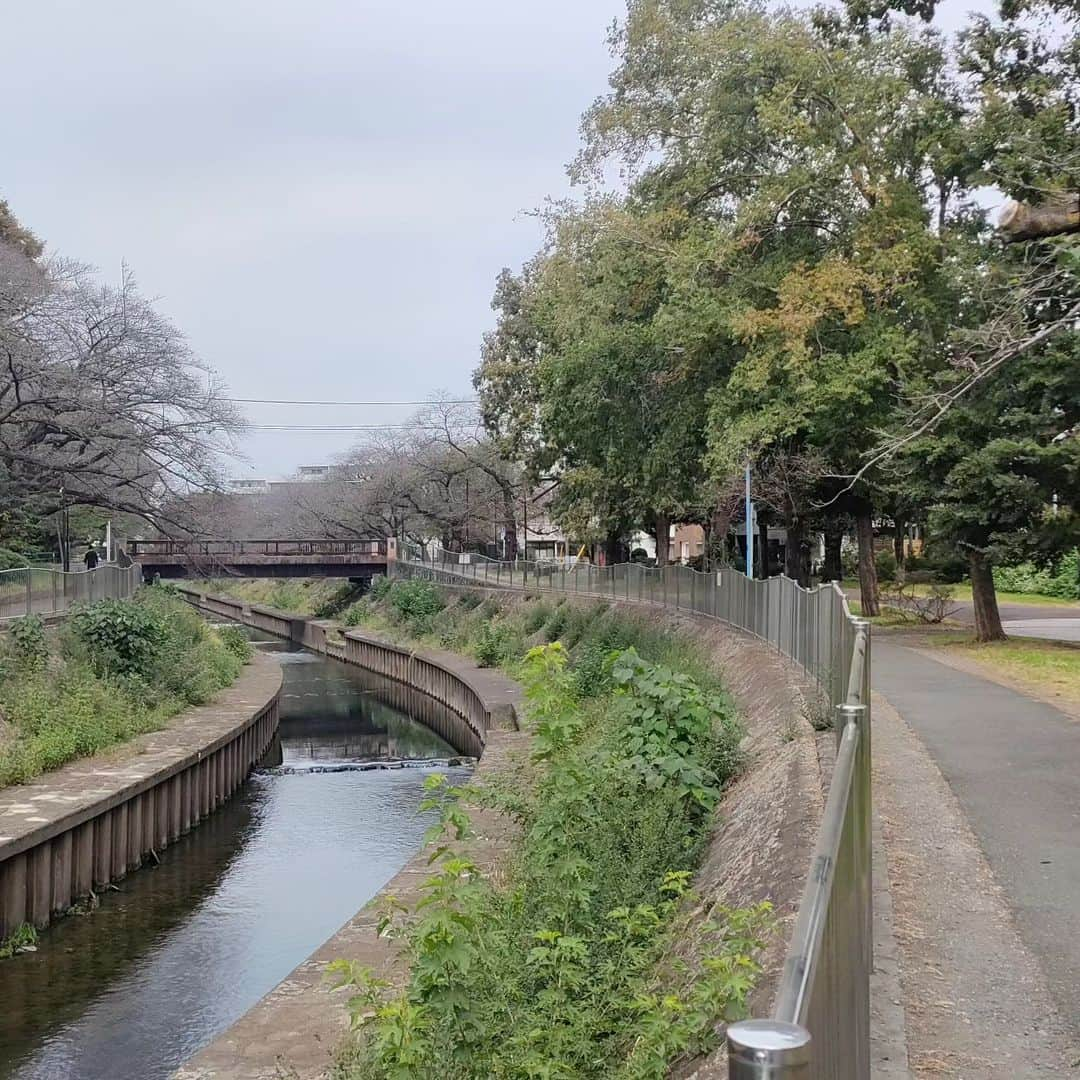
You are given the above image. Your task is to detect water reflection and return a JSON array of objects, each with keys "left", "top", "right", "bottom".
[{"left": 0, "top": 642, "right": 471, "bottom": 1080}]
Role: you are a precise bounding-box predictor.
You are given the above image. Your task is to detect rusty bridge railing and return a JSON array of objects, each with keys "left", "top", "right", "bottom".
[{"left": 128, "top": 538, "right": 388, "bottom": 558}]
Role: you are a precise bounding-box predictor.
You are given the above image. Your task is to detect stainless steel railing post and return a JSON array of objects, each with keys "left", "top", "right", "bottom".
[{"left": 727, "top": 1019, "right": 812, "bottom": 1077}]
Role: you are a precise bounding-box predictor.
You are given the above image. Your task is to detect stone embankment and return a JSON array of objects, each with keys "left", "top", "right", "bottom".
[
  {"left": 174, "top": 587, "right": 826, "bottom": 1080},
  {"left": 0, "top": 654, "right": 282, "bottom": 939}
]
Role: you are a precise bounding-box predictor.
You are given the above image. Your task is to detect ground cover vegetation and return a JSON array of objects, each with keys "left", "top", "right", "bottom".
[
  {"left": 0, "top": 586, "right": 251, "bottom": 787},
  {"left": 318, "top": 580, "right": 769, "bottom": 1078}
]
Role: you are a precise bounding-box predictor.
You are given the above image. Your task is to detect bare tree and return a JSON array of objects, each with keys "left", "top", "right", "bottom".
[{"left": 0, "top": 242, "right": 243, "bottom": 526}]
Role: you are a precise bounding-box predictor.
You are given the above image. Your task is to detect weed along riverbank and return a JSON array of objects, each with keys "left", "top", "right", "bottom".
[
  {"left": 0, "top": 587, "right": 264, "bottom": 947},
  {"left": 180, "top": 578, "right": 825, "bottom": 1079}
]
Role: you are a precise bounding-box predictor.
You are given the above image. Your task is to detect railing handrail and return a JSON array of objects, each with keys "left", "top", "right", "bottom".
[{"left": 0, "top": 561, "right": 131, "bottom": 581}]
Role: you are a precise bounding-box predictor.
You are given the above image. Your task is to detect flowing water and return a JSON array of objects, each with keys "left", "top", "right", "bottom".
[{"left": 0, "top": 635, "right": 472, "bottom": 1080}]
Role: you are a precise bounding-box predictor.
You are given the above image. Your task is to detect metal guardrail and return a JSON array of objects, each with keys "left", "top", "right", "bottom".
[
  {"left": 397, "top": 546, "right": 872, "bottom": 1078},
  {"left": 0, "top": 563, "right": 143, "bottom": 621},
  {"left": 128, "top": 538, "right": 388, "bottom": 558}
]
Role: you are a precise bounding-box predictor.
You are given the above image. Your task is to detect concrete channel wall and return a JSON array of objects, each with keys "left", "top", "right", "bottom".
[
  {"left": 0, "top": 655, "right": 283, "bottom": 939},
  {"left": 179, "top": 587, "right": 518, "bottom": 758}
]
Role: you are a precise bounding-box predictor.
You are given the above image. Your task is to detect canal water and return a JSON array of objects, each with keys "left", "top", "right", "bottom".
[{"left": 0, "top": 635, "right": 472, "bottom": 1080}]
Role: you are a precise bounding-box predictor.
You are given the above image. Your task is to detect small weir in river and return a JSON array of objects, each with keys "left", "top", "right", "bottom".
[{"left": 0, "top": 631, "right": 472, "bottom": 1080}]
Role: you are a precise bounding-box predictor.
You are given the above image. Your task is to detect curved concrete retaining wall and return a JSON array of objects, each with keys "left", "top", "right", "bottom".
[
  {"left": 0, "top": 655, "right": 282, "bottom": 939},
  {"left": 180, "top": 587, "right": 517, "bottom": 757}
]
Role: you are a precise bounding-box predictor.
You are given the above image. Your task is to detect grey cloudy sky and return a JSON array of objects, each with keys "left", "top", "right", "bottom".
[
  {"left": 5, "top": 1, "right": 625, "bottom": 477},
  {"left": 6, "top": 1, "right": 992, "bottom": 480}
]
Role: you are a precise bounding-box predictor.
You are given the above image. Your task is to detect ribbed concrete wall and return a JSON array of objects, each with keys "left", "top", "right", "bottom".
[
  {"left": 180, "top": 588, "right": 507, "bottom": 757},
  {"left": 0, "top": 657, "right": 282, "bottom": 939}
]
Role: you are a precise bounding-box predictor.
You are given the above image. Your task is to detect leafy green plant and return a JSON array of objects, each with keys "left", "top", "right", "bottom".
[
  {"left": 332, "top": 640, "right": 762, "bottom": 1078},
  {"left": 874, "top": 550, "right": 897, "bottom": 583},
  {"left": 387, "top": 580, "right": 445, "bottom": 633},
  {"left": 342, "top": 600, "right": 371, "bottom": 627},
  {"left": 9, "top": 615, "right": 48, "bottom": 671},
  {"left": 611, "top": 649, "right": 742, "bottom": 811},
  {"left": 68, "top": 599, "right": 164, "bottom": 677},
  {"left": 1, "top": 589, "right": 244, "bottom": 787},
  {"left": 369, "top": 575, "right": 393, "bottom": 602},
  {"left": 313, "top": 582, "right": 363, "bottom": 618},
  {"left": 217, "top": 625, "right": 253, "bottom": 663},
  {"left": 994, "top": 550, "right": 1080, "bottom": 599},
  {"left": 473, "top": 620, "right": 507, "bottom": 668},
  {"left": 542, "top": 603, "right": 569, "bottom": 642},
  {"left": 0, "top": 922, "right": 38, "bottom": 960}
]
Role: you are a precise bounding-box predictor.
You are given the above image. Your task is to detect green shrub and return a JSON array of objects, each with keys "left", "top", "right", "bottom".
[
  {"left": 523, "top": 600, "right": 553, "bottom": 634},
  {"left": 8, "top": 615, "right": 48, "bottom": 671},
  {"left": 313, "top": 582, "right": 361, "bottom": 618},
  {"left": 332, "top": 643, "right": 765, "bottom": 1078},
  {"left": 542, "top": 603, "right": 569, "bottom": 642},
  {"left": 369, "top": 575, "right": 392, "bottom": 601},
  {"left": 267, "top": 581, "right": 305, "bottom": 612},
  {"left": 473, "top": 621, "right": 506, "bottom": 668},
  {"left": 0, "top": 589, "right": 245, "bottom": 787},
  {"left": 217, "top": 625, "right": 254, "bottom": 663},
  {"left": 875, "top": 550, "right": 897, "bottom": 583},
  {"left": 68, "top": 599, "right": 164, "bottom": 677},
  {"left": 0, "top": 547, "right": 28, "bottom": 571},
  {"left": 342, "top": 600, "right": 371, "bottom": 627},
  {"left": 388, "top": 579, "right": 445, "bottom": 633},
  {"left": 994, "top": 551, "right": 1080, "bottom": 599}
]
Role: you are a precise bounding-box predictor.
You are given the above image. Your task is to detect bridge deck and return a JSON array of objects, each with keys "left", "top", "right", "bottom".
[{"left": 129, "top": 539, "right": 389, "bottom": 579}]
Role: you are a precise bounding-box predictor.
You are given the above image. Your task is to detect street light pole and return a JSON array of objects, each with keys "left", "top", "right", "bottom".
[{"left": 745, "top": 460, "right": 754, "bottom": 579}]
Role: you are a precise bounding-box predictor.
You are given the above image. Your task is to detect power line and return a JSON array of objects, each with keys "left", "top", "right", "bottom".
[{"left": 230, "top": 397, "right": 479, "bottom": 407}]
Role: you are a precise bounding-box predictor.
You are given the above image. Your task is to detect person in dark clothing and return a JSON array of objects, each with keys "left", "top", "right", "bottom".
[{"left": 83, "top": 544, "right": 99, "bottom": 570}]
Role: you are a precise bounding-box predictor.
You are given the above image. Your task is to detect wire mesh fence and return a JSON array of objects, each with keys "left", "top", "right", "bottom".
[
  {"left": 0, "top": 564, "right": 143, "bottom": 622},
  {"left": 397, "top": 545, "right": 872, "bottom": 1078}
]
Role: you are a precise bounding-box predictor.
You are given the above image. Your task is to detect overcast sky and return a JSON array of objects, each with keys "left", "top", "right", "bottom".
[
  {"left": 4, "top": 1, "right": 626, "bottom": 476},
  {"left": 5, "top": 1, "right": 992, "bottom": 480}
]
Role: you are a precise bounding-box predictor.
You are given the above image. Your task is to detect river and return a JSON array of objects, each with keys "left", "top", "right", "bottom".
[{"left": 0, "top": 634, "right": 472, "bottom": 1080}]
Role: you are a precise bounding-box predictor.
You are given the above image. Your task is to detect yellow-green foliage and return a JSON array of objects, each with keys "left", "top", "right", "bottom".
[{"left": 0, "top": 587, "right": 247, "bottom": 788}]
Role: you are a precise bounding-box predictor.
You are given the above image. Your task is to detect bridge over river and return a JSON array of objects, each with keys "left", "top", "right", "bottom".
[{"left": 129, "top": 538, "right": 389, "bottom": 580}]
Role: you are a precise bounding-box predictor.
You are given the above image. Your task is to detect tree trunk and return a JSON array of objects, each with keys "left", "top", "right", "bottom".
[
  {"left": 999, "top": 194, "right": 1080, "bottom": 242},
  {"left": 655, "top": 512, "right": 671, "bottom": 568},
  {"left": 784, "top": 516, "right": 810, "bottom": 587},
  {"left": 501, "top": 487, "right": 518, "bottom": 561},
  {"left": 603, "top": 533, "right": 621, "bottom": 566},
  {"left": 855, "top": 510, "right": 880, "bottom": 617},
  {"left": 758, "top": 514, "right": 769, "bottom": 578},
  {"left": 969, "top": 550, "right": 1006, "bottom": 642},
  {"left": 893, "top": 521, "right": 905, "bottom": 574},
  {"left": 822, "top": 517, "right": 844, "bottom": 582}
]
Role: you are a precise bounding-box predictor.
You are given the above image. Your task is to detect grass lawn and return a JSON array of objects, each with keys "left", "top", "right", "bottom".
[
  {"left": 929, "top": 635, "right": 1080, "bottom": 710},
  {"left": 841, "top": 578, "right": 1080, "bottom": 608},
  {"left": 845, "top": 600, "right": 925, "bottom": 628}
]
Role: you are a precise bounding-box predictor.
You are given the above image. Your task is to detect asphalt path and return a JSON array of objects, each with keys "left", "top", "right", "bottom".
[
  {"left": 845, "top": 586, "right": 1080, "bottom": 642},
  {"left": 874, "top": 639, "right": 1080, "bottom": 1040}
]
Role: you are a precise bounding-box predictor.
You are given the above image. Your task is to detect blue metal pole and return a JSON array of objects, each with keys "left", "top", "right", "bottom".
[{"left": 745, "top": 461, "right": 754, "bottom": 578}]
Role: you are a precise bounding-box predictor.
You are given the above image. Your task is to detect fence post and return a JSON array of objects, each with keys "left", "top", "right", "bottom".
[
  {"left": 727, "top": 1019, "right": 812, "bottom": 1077},
  {"left": 25, "top": 570, "right": 31, "bottom": 617}
]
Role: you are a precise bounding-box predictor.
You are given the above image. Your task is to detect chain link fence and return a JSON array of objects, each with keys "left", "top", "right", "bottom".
[{"left": 0, "top": 564, "right": 143, "bottom": 622}]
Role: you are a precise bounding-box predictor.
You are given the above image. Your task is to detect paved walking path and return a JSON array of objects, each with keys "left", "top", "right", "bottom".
[{"left": 873, "top": 638, "right": 1080, "bottom": 1061}]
